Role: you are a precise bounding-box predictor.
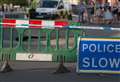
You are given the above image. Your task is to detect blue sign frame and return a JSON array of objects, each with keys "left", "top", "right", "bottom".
[{"left": 77, "top": 36, "right": 120, "bottom": 74}]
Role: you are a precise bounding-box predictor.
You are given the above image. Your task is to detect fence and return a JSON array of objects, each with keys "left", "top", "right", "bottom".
[
  {"left": 0, "top": 18, "right": 81, "bottom": 63},
  {"left": 0, "top": 18, "right": 120, "bottom": 74}
]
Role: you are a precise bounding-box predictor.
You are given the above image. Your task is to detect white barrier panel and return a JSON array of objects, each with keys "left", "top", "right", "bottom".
[{"left": 16, "top": 53, "right": 52, "bottom": 61}]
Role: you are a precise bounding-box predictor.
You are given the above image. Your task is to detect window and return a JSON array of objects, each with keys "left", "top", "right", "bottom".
[{"left": 41, "top": 1, "right": 58, "bottom": 8}]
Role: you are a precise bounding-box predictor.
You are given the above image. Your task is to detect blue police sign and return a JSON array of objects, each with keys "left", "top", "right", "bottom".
[{"left": 77, "top": 37, "right": 120, "bottom": 74}]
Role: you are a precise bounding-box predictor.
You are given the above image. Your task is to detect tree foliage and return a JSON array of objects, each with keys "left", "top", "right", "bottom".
[{"left": 0, "top": 0, "right": 28, "bottom": 6}]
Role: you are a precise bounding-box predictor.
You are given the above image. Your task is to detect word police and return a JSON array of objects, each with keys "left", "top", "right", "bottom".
[{"left": 82, "top": 43, "right": 120, "bottom": 53}]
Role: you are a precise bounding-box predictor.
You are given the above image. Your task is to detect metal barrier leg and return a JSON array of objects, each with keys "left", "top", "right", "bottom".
[
  {"left": 0, "top": 60, "right": 13, "bottom": 73},
  {"left": 0, "top": 49, "right": 13, "bottom": 73},
  {"left": 54, "top": 55, "right": 70, "bottom": 74}
]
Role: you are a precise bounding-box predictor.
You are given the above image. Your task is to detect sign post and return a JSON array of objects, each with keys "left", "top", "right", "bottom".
[{"left": 77, "top": 37, "right": 120, "bottom": 74}]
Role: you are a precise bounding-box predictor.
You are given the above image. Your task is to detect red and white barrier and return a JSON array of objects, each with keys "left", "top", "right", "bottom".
[{"left": 0, "top": 19, "right": 69, "bottom": 28}]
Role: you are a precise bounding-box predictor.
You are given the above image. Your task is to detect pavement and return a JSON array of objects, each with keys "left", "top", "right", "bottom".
[{"left": 0, "top": 62, "right": 119, "bottom": 82}]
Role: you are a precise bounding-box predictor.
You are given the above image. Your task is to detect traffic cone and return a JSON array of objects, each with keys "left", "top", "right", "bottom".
[
  {"left": 0, "top": 60, "right": 13, "bottom": 73},
  {"left": 54, "top": 56, "right": 70, "bottom": 74}
]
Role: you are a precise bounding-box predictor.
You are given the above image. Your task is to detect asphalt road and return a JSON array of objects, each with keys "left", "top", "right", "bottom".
[{"left": 0, "top": 62, "right": 119, "bottom": 82}]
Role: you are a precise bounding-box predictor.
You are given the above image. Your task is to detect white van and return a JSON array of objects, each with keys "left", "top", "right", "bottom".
[{"left": 35, "top": 0, "right": 72, "bottom": 19}]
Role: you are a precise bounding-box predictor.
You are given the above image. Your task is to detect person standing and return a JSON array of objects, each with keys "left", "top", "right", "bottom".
[
  {"left": 0, "top": 6, "right": 5, "bottom": 18},
  {"left": 95, "top": 7, "right": 104, "bottom": 24},
  {"left": 103, "top": 7, "right": 113, "bottom": 24},
  {"left": 87, "top": 0, "right": 95, "bottom": 23},
  {"left": 78, "top": 0, "right": 86, "bottom": 23},
  {"left": 118, "top": 0, "right": 120, "bottom": 22}
]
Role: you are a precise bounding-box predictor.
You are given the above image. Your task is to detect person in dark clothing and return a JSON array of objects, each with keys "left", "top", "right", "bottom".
[{"left": 78, "top": 1, "right": 86, "bottom": 23}]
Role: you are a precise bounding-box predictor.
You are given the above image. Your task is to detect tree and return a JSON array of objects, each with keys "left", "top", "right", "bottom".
[{"left": 30, "top": 0, "right": 37, "bottom": 9}]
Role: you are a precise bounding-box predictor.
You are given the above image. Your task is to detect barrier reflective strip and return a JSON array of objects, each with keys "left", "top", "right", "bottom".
[
  {"left": 0, "top": 19, "right": 2, "bottom": 48},
  {"left": 0, "top": 19, "right": 2, "bottom": 28},
  {"left": 111, "top": 28, "right": 120, "bottom": 31},
  {"left": 69, "top": 21, "right": 81, "bottom": 26},
  {"left": 29, "top": 20, "right": 68, "bottom": 28},
  {"left": 29, "top": 20, "right": 42, "bottom": 28},
  {"left": 2, "top": 19, "right": 16, "bottom": 28},
  {"left": 42, "top": 20, "right": 55, "bottom": 29},
  {"left": 16, "top": 20, "right": 29, "bottom": 28},
  {"left": 69, "top": 26, "right": 104, "bottom": 30},
  {"left": 55, "top": 21, "right": 68, "bottom": 28},
  {"left": 68, "top": 26, "right": 120, "bottom": 31},
  {"left": 0, "top": 19, "right": 69, "bottom": 28},
  {"left": 1, "top": 18, "right": 120, "bottom": 31}
]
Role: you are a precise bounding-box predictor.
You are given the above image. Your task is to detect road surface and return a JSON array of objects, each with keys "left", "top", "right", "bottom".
[{"left": 0, "top": 62, "right": 119, "bottom": 82}]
